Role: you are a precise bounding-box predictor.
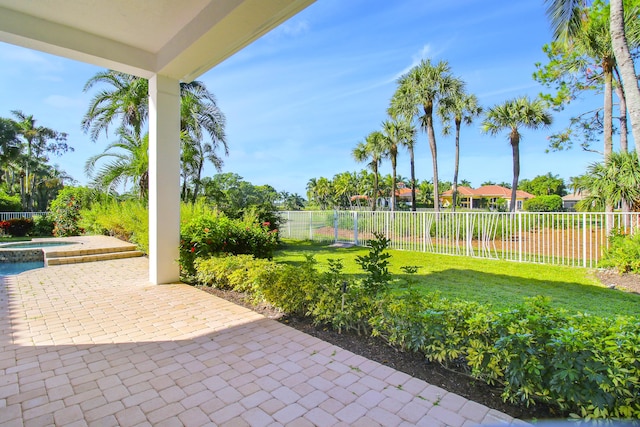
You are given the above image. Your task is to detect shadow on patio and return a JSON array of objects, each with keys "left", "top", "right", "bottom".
[{"left": 0, "top": 257, "right": 523, "bottom": 426}]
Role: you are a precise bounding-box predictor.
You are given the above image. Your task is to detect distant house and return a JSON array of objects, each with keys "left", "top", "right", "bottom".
[
  {"left": 562, "top": 192, "right": 586, "bottom": 211},
  {"left": 350, "top": 182, "right": 419, "bottom": 209},
  {"left": 440, "top": 185, "right": 535, "bottom": 211},
  {"left": 395, "top": 182, "right": 417, "bottom": 204}
]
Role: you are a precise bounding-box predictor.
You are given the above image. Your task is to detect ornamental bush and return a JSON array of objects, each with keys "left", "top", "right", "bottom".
[
  {"left": 79, "top": 199, "right": 149, "bottom": 253},
  {"left": 49, "top": 187, "right": 94, "bottom": 237},
  {"left": 32, "top": 214, "right": 55, "bottom": 236},
  {"left": 179, "top": 210, "right": 278, "bottom": 278},
  {"left": 599, "top": 229, "right": 640, "bottom": 274},
  {"left": 0, "top": 218, "right": 34, "bottom": 237},
  {"left": 371, "top": 294, "right": 640, "bottom": 419},
  {"left": 192, "top": 239, "right": 640, "bottom": 419},
  {"left": 524, "top": 195, "right": 563, "bottom": 212}
]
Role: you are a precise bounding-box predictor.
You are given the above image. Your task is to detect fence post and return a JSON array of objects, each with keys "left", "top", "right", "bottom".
[
  {"left": 465, "top": 212, "right": 471, "bottom": 257},
  {"left": 354, "top": 211, "right": 359, "bottom": 246},
  {"left": 518, "top": 212, "right": 523, "bottom": 263},
  {"left": 334, "top": 210, "right": 338, "bottom": 243},
  {"left": 309, "top": 212, "right": 313, "bottom": 241},
  {"left": 583, "top": 213, "right": 587, "bottom": 268},
  {"left": 287, "top": 211, "right": 291, "bottom": 238},
  {"left": 422, "top": 212, "right": 427, "bottom": 252}
]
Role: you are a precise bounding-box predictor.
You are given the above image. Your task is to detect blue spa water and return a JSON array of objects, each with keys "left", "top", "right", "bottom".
[{"left": 0, "top": 261, "right": 44, "bottom": 276}]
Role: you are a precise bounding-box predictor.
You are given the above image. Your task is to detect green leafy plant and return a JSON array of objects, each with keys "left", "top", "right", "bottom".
[
  {"left": 355, "top": 232, "right": 392, "bottom": 295},
  {"left": 179, "top": 209, "right": 278, "bottom": 277},
  {"left": 524, "top": 195, "right": 564, "bottom": 212},
  {"left": 0, "top": 190, "right": 21, "bottom": 211},
  {"left": 599, "top": 229, "right": 640, "bottom": 274},
  {"left": 0, "top": 218, "right": 34, "bottom": 237},
  {"left": 31, "top": 214, "right": 55, "bottom": 236},
  {"left": 49, "top": 187, "right": 94, "bottom": 237}
]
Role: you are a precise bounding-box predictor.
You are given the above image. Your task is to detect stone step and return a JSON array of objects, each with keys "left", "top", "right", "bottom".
[
  {"left": 45, "top": 244, "right": 138, "bottom": 259},
  {"left": 45, "top": 250, "right": 144, "bottom": 266}
]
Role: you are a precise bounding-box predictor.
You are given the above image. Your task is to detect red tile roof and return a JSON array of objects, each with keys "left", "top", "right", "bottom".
[{"left": 441, "top": 185, "right": 534, "bottom": 199}]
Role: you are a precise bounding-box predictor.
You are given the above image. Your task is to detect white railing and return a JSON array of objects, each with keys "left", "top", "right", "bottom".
[
  {"left": 279, "top": 210, "right": 640, "bottom": 268},
  {"left": 0, "top": 212, "right": 48, "bottom": 221}
]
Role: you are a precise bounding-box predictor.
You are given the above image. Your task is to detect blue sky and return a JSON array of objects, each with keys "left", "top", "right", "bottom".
[{"left": 0, "top": 0, "right": 610, "bottom": 197}]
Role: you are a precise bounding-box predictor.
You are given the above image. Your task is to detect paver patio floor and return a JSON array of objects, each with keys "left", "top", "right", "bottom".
[{"left": 0, "top": 256, "right": 528, "bottom": 426}]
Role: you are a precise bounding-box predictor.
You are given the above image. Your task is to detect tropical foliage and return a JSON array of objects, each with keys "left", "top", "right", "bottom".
[
  {"left": 82, "top": 71, "right": 227, "bottom": 200},
  {"left": 0, "top": 112, "right": 73, "bottom": 211},
  {"left": 572, "top": 150, "right": 640, "bottom": 211},
  {"left": 482, "top": 97, "right": 553, "bottom": 211}
]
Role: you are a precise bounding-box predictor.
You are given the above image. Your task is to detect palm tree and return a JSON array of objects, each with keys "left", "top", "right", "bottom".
[
  {"left": 353, "top": 131, "right": 385, "bottom": 211},
  {"left": 315, "top": 177, "right": 333, "bottom": 210},
  {"left": 574, "top": 150, "right": 640, "bottom": 211},
  {"left": 0, "top": 118, "right": 20, "bottom": 187},
  {"left": 11, "top": 111, "right": 68, "bottom": 210},
  {"left": 546, "top": 0, "right": 640, "bottom": 161},
  {"left": 179, "top": 81, "right": 227, "bottom": 201},
  {"left": 482, "top": 97, "right": 553, "bottom": 212},
  {"left": 390, "top": 59, "right": 460, "bottom": 214},
  {"left": 380, "top": 118, "right": 414, "bottom": 212},
  {"left": 82, "top": 71, "right": 149, "bottom": 141},
  {"left": 438, "top": 89, "right": 482, "bottom": 212},
  {"left": 83, "top": 72, "right": 227, "bottom": 199},
  {"left": 84, "top": 127, "right": 149, "bottom": 198},
  {"left": 611, "top": 0, "right": 640, "bottom": 160},
  {"left": 332, "top": 171, "right": 357, "bottom": 209},
  {"left": 306, "top": 178, "right": 318, "bottom": 206}
]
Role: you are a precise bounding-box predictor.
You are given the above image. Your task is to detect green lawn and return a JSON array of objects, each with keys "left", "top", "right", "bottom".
[
  {"left": 274, "top": 240, "right": 640, "bottom": 318},
  {"left": 0, "top": 237, "right": 31, "bottom": 243}
]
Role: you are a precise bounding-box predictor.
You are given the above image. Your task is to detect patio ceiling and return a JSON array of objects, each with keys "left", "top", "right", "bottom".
[
  {"left": 0, "top": 0, "right": 315, "bottom": 284},
  {"left": 0, "top": 0, "right": 314, "bottom": 82}
]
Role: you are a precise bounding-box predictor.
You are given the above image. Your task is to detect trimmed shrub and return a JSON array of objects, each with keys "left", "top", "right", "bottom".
[
  {"left": 192, "top": 243, "right": 640, "bottom": 419},
  {"left": 371, "top": 294, "right": 640, "bottom": 419},
  {"left": 49, "top": 187, "right": 94, "bottom": 237},
  {"left": 524, "top": 195, "right": 563, "bottom": 212},
  {"left": 32, "top": 214, "right": 55, "bottom": 236},
  {"left": 0, "top": 218, "right": 34, "bottom": 237},
  {"left": 179, "top": 210, "right": 278, "bottom": 277},
  {"left": 79, "top": 199, "right": 149, "bottom": 253},
  {"left": 599, "top": 229, "right": 640, "bottom": 274}
]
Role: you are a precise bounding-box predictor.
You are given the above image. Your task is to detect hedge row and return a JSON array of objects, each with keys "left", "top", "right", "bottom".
[{"left": 192, "top": 238, "right": 640, "bottom": 420}]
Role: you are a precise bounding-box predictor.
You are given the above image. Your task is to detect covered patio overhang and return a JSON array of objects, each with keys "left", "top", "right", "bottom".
[{"left": 0, "top": 0, "right": 314, "bottom": 284}]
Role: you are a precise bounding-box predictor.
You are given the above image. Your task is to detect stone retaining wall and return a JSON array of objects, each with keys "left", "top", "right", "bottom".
[{"left": 0, "top": 249, "right": 44, "bottom": 263}]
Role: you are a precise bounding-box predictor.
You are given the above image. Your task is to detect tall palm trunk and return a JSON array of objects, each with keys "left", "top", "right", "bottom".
[
  {"left": 614, "top": 70, "right": 628, "bottom": 153},
  {"left": 372, "top": 164, "right": 379, "bottom": 211},
  {"left": 391, "top": 155, "right": 397, "bottom": 212},
  {"left": 604, "top": 62, "right": 614, "bottom": 218},
  {"left": 510, "top": 130, "right": 520, "bottom": 212},
  {"left": 611, "top": 0, "right": 640, "bottom": 161},
  {"left": 615, "top": 78, "right": 631, "bottom": 216},
  {"left": 409, "top": 147, "right": 416, "bottom": 212},
  {"left": 424, "top": 106, "right": 439, "bottom": 214},
  {"left": 452, "top": 117, "right": 461, "bottom": 212}
]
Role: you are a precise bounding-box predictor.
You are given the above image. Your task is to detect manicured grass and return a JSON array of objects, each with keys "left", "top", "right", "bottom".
[
  {"left": 0, "top": 237, "right": 31, "bottom": 243},
  {"left": 274, "top": 240, "right": 640, "bottom": 318}
]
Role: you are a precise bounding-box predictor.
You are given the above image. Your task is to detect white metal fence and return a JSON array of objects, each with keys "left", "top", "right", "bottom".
[
  {"left": 0, "top": 212, "right": 48, "bottom": 221},
  {"left": 279, "top": 210, "right": 640, "bottom": 268}
]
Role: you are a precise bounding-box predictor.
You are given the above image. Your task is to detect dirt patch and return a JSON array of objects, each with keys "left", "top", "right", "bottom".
[
  {"left": 197, "top": 286, "right": 560, "bottom": 420},
  {"left": 595, "top": 269, "right": 640, "bottom": 294}
]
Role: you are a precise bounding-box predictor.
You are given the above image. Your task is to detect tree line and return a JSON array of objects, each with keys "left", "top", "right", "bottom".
[
  {"left": 0, "top": 111, "right": 73, "bottom": 211},
  {"left": 339, "top": 0, "right": 640, "bottom": 213}
]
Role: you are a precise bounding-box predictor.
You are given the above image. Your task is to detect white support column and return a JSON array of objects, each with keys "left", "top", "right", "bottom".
[{"left": 148, "top": 75, "right": 180, "bottom": 284}]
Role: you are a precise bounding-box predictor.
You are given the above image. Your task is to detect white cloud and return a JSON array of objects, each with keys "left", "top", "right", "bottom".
[{"left": 388, "top": 42, "right": 452, "bottom": 83}]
